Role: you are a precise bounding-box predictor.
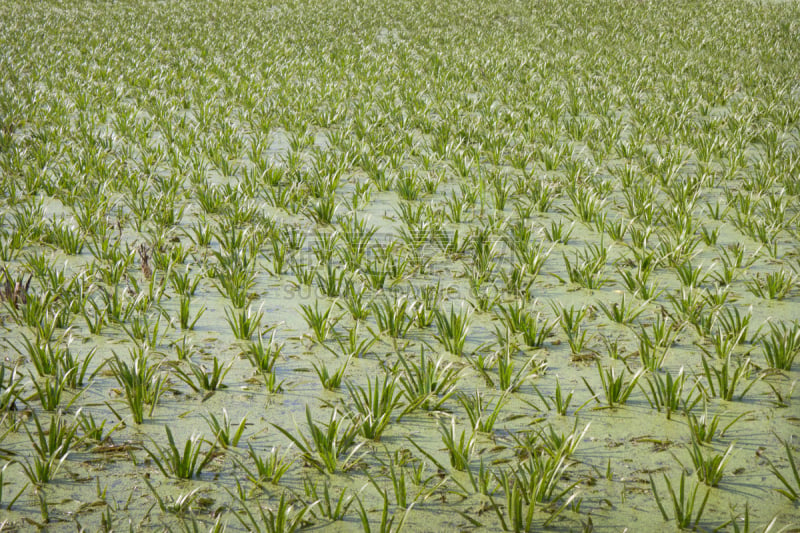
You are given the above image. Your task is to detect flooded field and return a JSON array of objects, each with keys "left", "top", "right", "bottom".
[{"left": 1, "top": 0, "right": 799, "bottom": 530}]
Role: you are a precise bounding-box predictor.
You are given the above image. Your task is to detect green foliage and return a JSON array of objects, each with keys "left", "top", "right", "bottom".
[
  {"left": 144, "top": 426, "right": 215, "bottom": 479},
  {"left": 346, "top": 374, "right": 403, "bottom": 441},
  {"left": 3, "top": 0, "right": 800, "bottom": 527},
  {"left": 434, "top": 304, "right": 472, "bottom": 356},
  {"left": 273, "top": 406, "right": 363, "bottom": 474},
  {"left": 650, "top": 471, "right": 710, "bottom": 530},
  {"left": 109, "top": 347, "right": 166, "bottom": 424}
]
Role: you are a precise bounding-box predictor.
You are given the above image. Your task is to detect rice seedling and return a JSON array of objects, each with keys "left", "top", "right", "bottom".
[
  {"left": 44, "top": 218, "right": 85, "bottom": 255},
  {"left": 261, "top": 366, "right": 288, "bottom": 394},
  {"left": 433, "top": 304, "right": 472, "bottom": 356},
  {"left": 583, "top": 362, "right": 643, "bottom": 408},
  {"left": 617, "top": 262, "right": 663, "bottom": 301},
  {"left": 533, "top": 377, "right": 588, "bottom": 417},
  {"left": 109, "top": 347, "right": 166, "bottom": 424},
  {"left": 699, "top": 225, "right": 720, "bottom": 246},
  {"left": 433, "top": 225, "right": 468, "bottom": 257},
  {"left": 409, "top": 282, "right": 442, "bottom": 328},
  {"left": 175, "top": 356, "right": 233, "bottom": 393},
  {"left": 299, "top": 300, "right": 340, "bottom": 344},
  {"left": 504, "top": 304, "right": 556, "bottom": 349},
  {"left": 442, "top": 190, "right": 471, "bottom": 224},
  {"left": 603, "top": 215, "right": 633, "bottom": 242},
  {"left": 700, "top": 327, "right": 746, "bottom": 362},
  {"left": 495, "top": 345, "right": 545, "bottom": 392},
  {"left": 397, "top": 224, "right": 433, "bottom": 271},
  {"left": 231, "top": 490, "right": 316, "bottom": 533},
  {"left": 396, "top": 171, "right": 421, "bottom": 201},
  {"left": 28, "top": 369, "right": 83, "bottom": 410},
  {"left": 312, "top": 354, "right": 353, "bottom": 391},
  {"left": 494, "top": 300, "right": 528, "bottom": 335},
  {"left": 541, "top": 415, "right": 591, "bottom": 457},
  {"left": 458, "top": 390, "right": 509, "bottom": 434},
  {"left": 18, "top": 449, "right": 70, "bottom": 486},
  {"left": 225, "top": 304, "right": 264, "bottom": 340},
  {"left": 491, "top": 448, "right": 580, "bottom": 528},
  {"left": 27, "top": 410, "right": 79, "bottom": 462},
  {"left": 490, "top": 467, "right": 537, "bottom": 532},
  {"left": 0, "top": 364, "right": 23, "bottom": 412},
  {"left": 122, "top": 311, "right": 167, "bottom": 349},
  {"left": 369, "top": 295, "right": 415, "bottom": 339},
  {"left": 500, "top": 263, "right": 536, "bottom": 299},
  {"left": 716, "top": 306, "right": 761, "bottom": 345},
  {"left": 716, "top": 243, "right": 758, "bottom": 277},
  {"left": 81, "top": 295, "right": 108, "bottom": 335},
  {"left": 438, "top": 417, "right": 476, "bottom": 471},
  {"left": 98, "top": 284, "right": 137, "bottom": 323},
  {"left": 340, "top": 213, "right": 377, "bottom": 265},
  {"left": 264, "top": 238, "right": 290, "bottom": 277},
  {"left": 346, "top": 373, "right": 404, "bottom": 441},
  {"left": 204, "top": 408, "right": 247, "bottom": 448},
  {"left": 18, "top": 411, "right": 78, "bottom": 485},
  {"left": 667, "top": 287, "right": 708, "bottom": 328},
  {"left": 236, "top": 444, "right": 295, "bottom": 488},
  {"left": 684, "top": 437, "right": 734, "bottom": 487},
  {"left": 687, "top": 410, "right": 721, "bottom": 445},
  {"left": 177, "top": 295, "right": 206, "bottom": 331},
  {"left": 304, "top": 479, "right": 359, "bottom": 521},
  {"left": 75, "top": 409, "right": 120, "bottom": 444},
  {"left": 504, "top": 219, "right": 535, "bottom": 254},
  {"left": 213, "top": 266, "right": 256, "bottom": 309},
  {"left": 557, "top": 243, "right": 613, "bottom": 290},
  {"left": 596, "top": 294, "right": 648, "bottom": 325},
  {"left": 290, "top": 262, "right": 317, "bottom": 287},
  {"left": 641, "top": 367, "right": 702, "bottom": 419},
  {"left": 305, "top": 194, "right": 338, "bottom": 225},
  {"left": 10, "top": 332, "right": 57, "bottom": 378},
  {"left": 650, "top": 471, "right": 710, "bottom": 530},
  {"left": 338, "top": 280, "right": 372, "bottom": 321},
  {"left": 636, "top": 329, "right": 673, "bottom": 373},
  {"left": 373, "top": 449, "right": 417, "bottom": 509},
  {"left": 355, "top": 489, "right": 414, "bottom": 533},
  {"left": 760, "top": 321, "right": 800, "bottom": 370},
  {"left": 674, "top": 261, "right": 711, "bottom": 289},
  {"left": 279, "top": 224, "right": 306, "bottom": 252},
  {"left": 565, "top": 185, "right": 607, "bottom": 224},
  {"left": 513, "top": 241, "right": 553, "bottom": 280},
  {"left": 467, "top": 277, "right": 502, "bottom": 313},
  {"left": 142, "top": 477, "right": 200, "bottom": 518},
  {"left": 362, "top": 244, "right": 408, "bottom": 288},
  {"left": 183, "top": 219, "right": 214, "bottom": 249},
  {"left": 398, "top": 346, "right": 461, "bottom": 413},
  {"left": 316, "top": 263, "right": 348, "bottom": 297},
  {"left": 311, "top": 230, "right": 339, "bottom": 264},
  {"left": 717, "top": 503, "right": 778, "bottom": 533},
  {"left": 554, "top": 304, "right": 593, "bottom": 357},
  {"left": 744, "top": 270, "right": 797, "bottom": 301},
  {"left": 172, "top": 335, "right": 198, "bottom": 362},
  {"left": 767, "top": 440, "right": 800, "bottom": 502},
  {"left": 328, "top": 324, "right": 376, "bottom": 360},
  {"left": 242, "top": 331, "right": 284, "bottom": 374},
  {"left": 272, "top": 406, "right": 363, "bottom": 474},
  {"left": 467, "top": 228, "right": 500, "bottom": 281},
  {"left": 699, "top": 354, "right": 760, "bottom": 402},
  {"left": 144, "top": 426, "right": 215, "bottom": 480}
]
